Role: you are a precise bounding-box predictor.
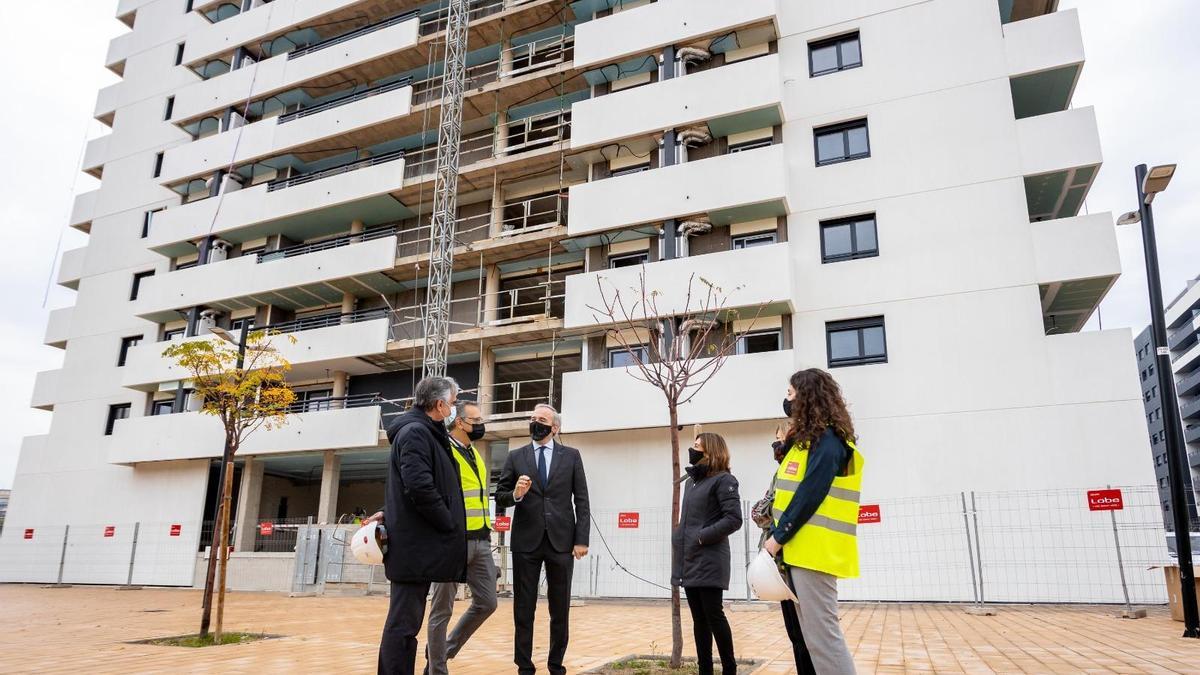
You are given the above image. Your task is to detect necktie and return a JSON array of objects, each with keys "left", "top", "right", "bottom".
[{"left": 537, "top": 446, "right": 549, "bottom": 487}]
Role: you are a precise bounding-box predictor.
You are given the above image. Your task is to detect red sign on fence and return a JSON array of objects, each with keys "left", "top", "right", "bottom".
[
  {"left": 258, "top": 522, "right": 274, "bottom": 536},
  {"left": 23, "top": 528, "right": 33, "bottom": 540},
  {"left": 104, "top": 526, "right": 116, "bottom": 538},
  {"left": 858, "top": 505, "right": 881, "bottom": 524},
  {"left": 1088, "top": 489, "right": 1124, "bottom": 511},
  {"left": 494, "top": 516, "right": 512, "bottom": 533},
  {"left": 618, "top": 512, "right": 640, "bottom": 529},
  {"left": 169, "top": 524, "right": 182, "bottom": 537}
]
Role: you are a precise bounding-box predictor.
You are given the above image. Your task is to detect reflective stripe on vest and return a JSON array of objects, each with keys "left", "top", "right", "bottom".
[
  {"left": 771, "top": 438, "right": 865, "bottom": 579},
  {"left": 452, "top": 443, "right": 491, "bottom": 530}
]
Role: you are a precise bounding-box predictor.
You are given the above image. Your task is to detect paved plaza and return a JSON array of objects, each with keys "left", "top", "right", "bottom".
[{"left": 1, "top": 585, "right": 1198, "bottom": 674}]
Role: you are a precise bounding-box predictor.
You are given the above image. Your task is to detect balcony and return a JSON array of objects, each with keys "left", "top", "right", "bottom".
[
  {"left": 81, "top": 135, "right": 110, "bottom": 179},
  {"left": 573, "top": 0, "right": 777, "bottom": 71},
  {"left": 31, "top": 369, "right": 60, "bottom": 411},
  {"left": 564, "top": 242, "right": 792, "bottom": 329},
  {"left": 1178, "top": 368, "right": 1200, "bottom": 398},
  {"left": 1031, "top": 213, "right": 1119, "bottom": 334},
  {"left": 57, "top": 247, "right": 86, "bottom": 291},
  {"left": 122, "top": 311, "right": 390, "bottom": 390},
  {"left": 1186, "top": 424, "right": 1200, "bottom": 446},
  {"left": 999, "top": 0, "right": 1059, "bottom": 24},
  {"left": 43, "top": 307, "right": 73, "bottom": 350},
  {"left": 572, "top": 53, "right": 783, "bottom": 148},
  {"left": 1004, "top": 9, "right": 1083, "bottom": 119},
  {"left": 135, "top": 234, "right": 399, "bottom": 322},
  {"left": 146, "top": 152, "right": 410, "bottom": 258},
  {"left": 70, "top": 190, "right": 98, "bottom": 233},
  {"left": 568, "top": 143, "right": 789, "bottom": 237},
  {"left": 1172, "top": 340, "right": 1200, "bottom": 377},
  {"left": 561, "top": 349, "right": 793, "bottom": 433},
  {"left": 1180, "top": 396, "right": 1200, "bottom": 423},
  {"left": 1169, "top": 316, "right": 1199, "bottom": 353},
  {"left": 1018, "top": 106, "right": 1102, "bottom": 222},
  {"left": 109, "top": 404, "right": 383, "bottom": 465}
]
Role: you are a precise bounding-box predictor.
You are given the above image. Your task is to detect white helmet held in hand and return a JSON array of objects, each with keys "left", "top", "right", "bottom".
[
  {"left": 351, "top": 521, "right": 387, "bottom": 565},
  {"left": 748, "top": 549, "right": 798, "bottom": 602}
]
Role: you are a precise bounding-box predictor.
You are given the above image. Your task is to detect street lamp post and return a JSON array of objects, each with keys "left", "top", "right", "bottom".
[{"left": 1123, "top": 162, "right": 1198, "bottom": 637}]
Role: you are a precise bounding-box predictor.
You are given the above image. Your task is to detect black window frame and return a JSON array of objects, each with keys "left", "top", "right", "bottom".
[
  {"left": 610, "top": 163, "right": 651, "bottom": 178},
  {"left": 105, "top": 403, "right": 131, "bottom": 436},
  {"left": 141, "top": 207, "right": 164, "bottom": 239},
  {"left": 164, "top": 96, "right": 175, "bottom": 121},
  {"left": 728, "top": 137, "right": 774, "bottom": 154},
  {"left": 813, "top": 119, "right": 870, "bottom": 166},
  {"left": 820, "top": 213, "right": 879, "bottom": 263},
  {"left": 737, "top": 329, "right": 782, "bottom": 355},
  {"left": 151, "top": 399, "right": 175, "bottom": 416},
  {"left": 117, "top": 335, "right": 143, "bottom": 367},
  {"left": 808, "top": 32, "right": 862, "bottom": 77},
  {"left": 732, "top": 231, "right": 777, "bottom": 250},
  {"left": 153, "top": 151, "right": 165, "bottom": 178},
  {"left": 175, "top": 42, "right": 186, "bottom": 66},
  {"left": 608, "top": 251, "right": 649, "bottom": 269},
  {"left": 608, "top": 346, "right": 647, "bottom": 369},
  {"left": 163, "top": 327, "right": 186, "bottom": 342},
  {"left": 130, "top": 270, "right": 155, "bottom": 301},
  {"left": 230, "top": 317, "right": 255, "bottom": 333},
  {"left": 826, "top": 316, "right": 887, "bottom": 368}
]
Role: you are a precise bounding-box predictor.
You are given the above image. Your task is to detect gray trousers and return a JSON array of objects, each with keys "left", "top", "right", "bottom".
[
  {"left": 424, "top": 539, "right": 498, "bottom": 675},
  {"left": 787, "top": 566, "right": 856, "bottom": 675}
]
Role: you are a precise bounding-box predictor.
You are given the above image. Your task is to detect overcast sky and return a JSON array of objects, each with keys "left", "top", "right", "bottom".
[{"left": 0, "top": 1, "right": 1198, "bottom": 490}]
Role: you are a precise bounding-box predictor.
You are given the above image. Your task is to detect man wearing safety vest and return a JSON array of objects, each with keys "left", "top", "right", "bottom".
[
  {"left": 763, "top": 368, "right": 865, "bottom": 674},
  {"left": 424, "top": 400, "right": 497, "bottom": 675}
]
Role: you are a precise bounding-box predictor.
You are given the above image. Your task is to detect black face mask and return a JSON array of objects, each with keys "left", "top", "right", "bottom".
[
  {"left": 467, "top": 423, "right": 486, "bottom": 442},
  {"left": 529, "top": 420, "right": 553, "bottom": 442},
  {"left": 782, "top": 397, "right": 793, "bottom": 417},
  {"left": 687, "top": 447, "right": 704, "bottom": 466}
]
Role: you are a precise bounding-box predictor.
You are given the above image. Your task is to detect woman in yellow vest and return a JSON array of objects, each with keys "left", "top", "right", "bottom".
[{"left": 763, "top": 369, "right": 864, "bottom": 674}]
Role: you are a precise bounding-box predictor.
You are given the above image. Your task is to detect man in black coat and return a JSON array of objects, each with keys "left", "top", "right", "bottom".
[
  {"left": 374, "top": 376, "right": 467, "bottom": 675},
  {"left": 495, "top": 403, "right": 590, "bottom": 675}
]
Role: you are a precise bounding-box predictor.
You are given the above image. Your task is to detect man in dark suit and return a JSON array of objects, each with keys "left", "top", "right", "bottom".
[
  {"left": 372, "top": 376, "right": 467, "bottom": 675},
  {"left": 495, "top": 403, "right": 590, "bottom": 675}
]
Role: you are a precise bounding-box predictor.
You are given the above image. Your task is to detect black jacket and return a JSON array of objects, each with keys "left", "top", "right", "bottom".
[
  {"left": 382, "top": 409, "right": 467, "bottom": 584},
  {"left": 494, "top": 441, "right": 590, "bottom": 554},
  {"left": 671, "top": 466, "right": 742, "bottom": 589}
]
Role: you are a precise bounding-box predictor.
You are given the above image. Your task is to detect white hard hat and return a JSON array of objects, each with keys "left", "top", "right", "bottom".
[
  {"left": 351, "top": 522, "right": 386, "bottom": 565},
  {"left": 748, "top": 549, "right": 798, "bottom": 602}
]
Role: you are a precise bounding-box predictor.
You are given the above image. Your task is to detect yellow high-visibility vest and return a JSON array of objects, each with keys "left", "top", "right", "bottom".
[
  {"left": 452, "top": 442, "right": 491, "bottom": 531},
  {"left": 771, "top": 438, "right": 865, "bottom": 579}
]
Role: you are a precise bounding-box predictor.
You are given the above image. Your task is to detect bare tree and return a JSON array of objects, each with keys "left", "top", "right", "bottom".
[{"left": 588, "top": 272, "right": 764, "bottom": 668}]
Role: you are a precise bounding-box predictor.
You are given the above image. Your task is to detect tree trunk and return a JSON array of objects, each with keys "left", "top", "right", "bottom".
[
  {"left": 214, "top": 453, "right": 236, "bottom": 641},
  {"left": 198, "top": 443, "right": 232, "bottom": 638},
  {"left": 668, "top": 404, "right": 683, "bottom": 669}
]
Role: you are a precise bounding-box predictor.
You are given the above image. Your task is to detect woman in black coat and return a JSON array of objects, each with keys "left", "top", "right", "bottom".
[{"left": 671, "top": 432, "right": 743, "bottom": 675}]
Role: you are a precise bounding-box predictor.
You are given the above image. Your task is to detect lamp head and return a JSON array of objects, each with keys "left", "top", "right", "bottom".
[
  {"left": 1142, "top": 164, "right": 1176, "bottom": 204},
  {"left": 1116, "top": 211, "right": 1141, "bottom": 227}
]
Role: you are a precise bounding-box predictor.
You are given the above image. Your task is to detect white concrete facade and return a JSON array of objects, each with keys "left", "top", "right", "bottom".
[{"left": 4, "top": 0, "right": 1157, "bottom": 600}]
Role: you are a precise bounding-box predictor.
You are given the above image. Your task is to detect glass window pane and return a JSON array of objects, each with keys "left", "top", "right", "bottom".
[
  {"left": 840, "top": 38, "right": 861, "bottom": 67},
  {"left": 743, "top": 332, "right": 780, "bottom": 354},
  {"left": 816, "top": 131, "right": 845, "bottom": 163},
  {"left": 862, "top": 326, "right": 886, "bottom": 356},
  {"left": 823, "top": 223, "right": 853, "bottom": 258},
  {"left": 846, "top": 126, "right": 869, "bottom": 156},
  {"left": 829, "top": 329, "right": 861, "bottom": 361},
  {"left": 855, "top": 219, "right": 877, "bottom": 252},
  {"left": 810, "top": 44, "right": 839, "bottom": 74}
]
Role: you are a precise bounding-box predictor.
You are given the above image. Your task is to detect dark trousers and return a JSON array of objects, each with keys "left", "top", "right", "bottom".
[
  {"left": 781, "top": 600, "right": 817, "bottom": 675},
  {"left": 378, "top": 581, "right": 432, "bottom": 675},
  {"left": 683, "top": 586, "right": 737, "bottom": 675},
  {"left": 513, "top": 534, "right": 574, "bottom": 675}
]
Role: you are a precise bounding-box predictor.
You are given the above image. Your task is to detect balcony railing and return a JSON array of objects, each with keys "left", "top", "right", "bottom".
[
  {"left": 1185, "top": 424, "right": 1200, "bottom": 445},
  {"left": 389, "top": 279, "right": 567, "bottom": 341},
  {"left": 394, "top": 193, "right": 566, "bottom": 259},
  {"left": 285, "top": 392, "right": 382, "bottom": 414},
  {"left": 258, "top": 227, "right": 397, "bottom": 263},
  {"left": 1169, "top": 315, "right": 1200, "bottom": 353},
  {"left": 1180, "top": 396, "right": 1200, "bottom": 422},
  {"left": 418, "top": 0, "right": 509, "bottom": 37},
  {"left": 287, "top": 10, "right": 421, "bottom": 61},
  {"left": 378, "top": 376, "right": 561, "bottom": 423},
  {"left": 1178, "top": 368, "right": 1200, "bottom": 398},
  {"left": 266, "top": 149, "right": 404, "bottom": 192},
  {"left": 410, "top": 33, "right": 574, "bottom": 106},
  {"left": 262, "top": 308, "right": 390, "bottom": 336},
  {"left": 402, "top": 109, "right": 572, "bottom": 180},
  {"left": 277, "top": 78, "right": 413, "bottom": 124}
]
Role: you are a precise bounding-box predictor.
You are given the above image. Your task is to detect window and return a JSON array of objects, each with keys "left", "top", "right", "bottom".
[
  {"left": 609, "top": 251, "right": 649, "bottom": 269},
  {"left": 826, "top": 316, "right": 887, "bottom": 367},
  {"left": 737, "top": 330, "right": 781, "bottom": 355},
  {"left": 141, "top": 208, "right": 164, "bottom": 238},
  {"left": 732, "top": 232, "right": 777, "bottom": 250},
  {"left": 185, "top": 0, "right": 194, "bottom": 12},
  {"left": 809, "top": 32, "right": 862, "bottom": 77},
  {"left": 151, "top": 400, "right": 175, "bottom": 416},
  {"left": 105, "top": 404, "right": 131, "bottom": 436},
  {"left": 164, "top": 96, "right": 175, "bottom": 121},
  {"left": 728, "top": 138, "right": 773, "bottom": 154},
  {"left": 821, "top": 214, "right": 878, "bottom": 262},
  {"left": 814, "top": 119, "right": 870, "bottom": 166},
  {"left": 296, "top": 389, "right": 334, "bottom": 412},
  {"left": 175, "top": 42, "right": 186, "bottom": 66},
  {"left": 610, "top": 163, "right": 650, "bottom": 177},
  {"left": 175, "top": 260, "right": 198, "bottom": 271},
  {"left": 230, "top": 317, "right": 255, "bottom": 334},
  {"left": 130, "top": 270, "right": 154, "bottom": 300},
  {"left": 117, "top": 335, "right": 143, "bottom": 367},
  {"left": 609, "top": 346, "right": 647, "bottom": 369},
  {"left": 153, "top": 152, "right": 165, "bottom": 178},
  {"left": 163, "top": 328, "right": 186, "bottom": 341}
]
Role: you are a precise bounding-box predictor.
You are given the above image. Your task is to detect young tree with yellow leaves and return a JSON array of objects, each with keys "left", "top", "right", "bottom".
[{"left": 163, "top": 328, "right": 297, "bottom": 641}]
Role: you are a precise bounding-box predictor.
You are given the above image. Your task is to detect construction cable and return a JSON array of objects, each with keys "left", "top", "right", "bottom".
[{"left": 41, "top": 121, "right": 93, "bottom": 309}]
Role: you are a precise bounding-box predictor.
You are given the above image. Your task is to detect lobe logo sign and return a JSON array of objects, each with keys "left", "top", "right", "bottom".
[
  {"left": 1087, "top": 489, "right": 1123, "bottom": 511},
  {"left": 857, "top": 505, "right": 881, "bottom": 524},
  {"left": 618, "top": 512, "right": 640, "bottom": 529}
]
